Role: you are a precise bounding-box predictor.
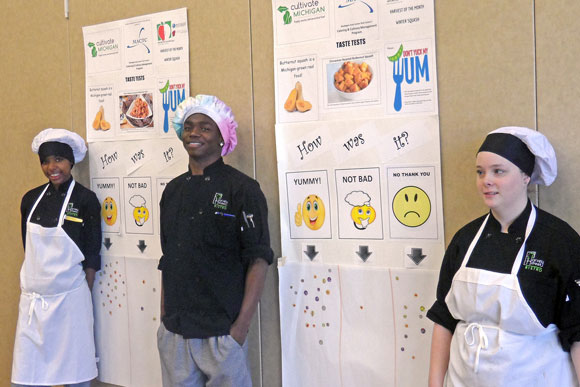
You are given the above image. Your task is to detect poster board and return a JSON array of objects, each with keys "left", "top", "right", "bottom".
[
  {"left": 82, "top": 8, "right": 189, "bottom": 386},
  {"left": 273, "top": 1, "right": 443, "bottom": 385}
]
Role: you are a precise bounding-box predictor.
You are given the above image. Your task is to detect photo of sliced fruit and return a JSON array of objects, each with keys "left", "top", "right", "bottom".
[
  {"left": 284, "top": 81, "right": 312, "bottom": 113},
  {"left": 92, "top": 105, "right": 110, "bottom": 131}
]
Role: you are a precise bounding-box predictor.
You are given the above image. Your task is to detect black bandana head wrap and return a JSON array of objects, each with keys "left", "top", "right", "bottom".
[
  {"left": 477, "top": 133, "right": 535, "bottom": 176},
  {"left": 38, "top": 141, "right": 75, "bottom": 166}
]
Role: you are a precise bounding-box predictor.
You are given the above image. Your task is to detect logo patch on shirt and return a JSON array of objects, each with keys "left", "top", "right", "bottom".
[
  {"left": 212, "top": 193, "right": 228, "bottom": 210},
  {"left": 575, "top": 279, "right": 580, "bottom": 287},
  {"left": 65, "top": 203, "right": 79, "bottom": 218},
  {"left": 523, "top": 251, "right": 544, "bottom": 272}
]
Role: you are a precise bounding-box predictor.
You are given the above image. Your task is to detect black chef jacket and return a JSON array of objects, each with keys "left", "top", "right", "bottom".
[
  {"left": 427, "top": 201, "right": 580, "bottom": 351},
  {"left": 20, "top": 178, "right": 102, "bottom": 271},
  {"left": 159, "top": 158, "right": 274, "bottom": 339}
]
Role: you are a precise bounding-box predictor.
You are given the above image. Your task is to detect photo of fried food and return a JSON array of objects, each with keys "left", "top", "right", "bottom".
[
  {"left": 130, "top": 98, "right": 149, "bottom": 118},
  {"left": 119, "top": 94, "right": 154, "bottom": 128}
]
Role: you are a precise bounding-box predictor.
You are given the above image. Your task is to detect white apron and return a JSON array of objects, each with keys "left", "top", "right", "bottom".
[
  {"left": 444, "top": 206, "right": 578, "bottom": 387},
  {"left": 12, "top": 180, "right": 97, "bottom": 385}
]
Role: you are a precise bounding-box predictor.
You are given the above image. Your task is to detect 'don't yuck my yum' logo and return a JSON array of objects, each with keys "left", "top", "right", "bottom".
[{"left": 389, "top": 44, "right": 430, "bottom": 111}]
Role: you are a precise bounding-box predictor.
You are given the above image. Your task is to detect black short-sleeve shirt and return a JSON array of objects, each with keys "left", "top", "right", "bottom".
[
  {"left": 20, "top": 178, "right": 102, "bottom": 271},
  {"left": 159, "top": 158, "right": 274, "bottom": 339},
  {"left": 427, "top": 201, "right": 580, "bottom": 351}
]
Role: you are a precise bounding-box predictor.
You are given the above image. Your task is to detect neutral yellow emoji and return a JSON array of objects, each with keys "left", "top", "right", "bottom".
[
  {"left": 295, "top": 194, "right": 325, "bottom": 230},
  {"left": 129, "top": 194, "right": 150, "bottom": 227},
  {"left": 351, "top": 204, "right": 376, "bottom": 230},
  {"left": 101, "top": 196, "right": 118, "bottom": 226},
  {"left": 133, "top": 206, "right": 149, "bottom": 226},
  {"left": 392, "top": 186, "right": 431, "bottom": 227},
  {"left": 345, "top": 191, "right": 376, "bottom": 230}
]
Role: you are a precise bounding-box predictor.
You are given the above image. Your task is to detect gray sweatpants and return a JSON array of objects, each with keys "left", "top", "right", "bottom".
[
  {"left": 157, "top": 323, "right": 251, "bottom": 387},
  {"left": 11, "top": 382, "right": 91, "bottom": 387}
]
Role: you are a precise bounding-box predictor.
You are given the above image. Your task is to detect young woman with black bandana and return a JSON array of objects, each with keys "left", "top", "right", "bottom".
[
  {"left": 12, "top": 128, "right": 101, "bottom": 387},
  {"left": 427, "top": 127, "right": 580, "bottom": 386}
]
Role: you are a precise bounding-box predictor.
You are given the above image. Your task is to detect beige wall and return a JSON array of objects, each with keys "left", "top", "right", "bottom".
[{"left": 1, "top": 1, "right": 579, "bottom": 386}]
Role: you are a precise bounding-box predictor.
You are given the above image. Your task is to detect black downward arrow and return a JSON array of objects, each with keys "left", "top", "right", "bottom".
[
  {"left": 103, "top": 237, "right": 112, "bottom": 250},
  {"left": 356, "top": 245, "right": 372, "bottom": 262},
  {"left": 407, "top": 248, "right": 427, "bottom": 265},
  {"left": 304, "top": 245, "right": 319, "bottom": 261},
  {"left": 137, "top": 240, "right": 147, "bottom": 253}
]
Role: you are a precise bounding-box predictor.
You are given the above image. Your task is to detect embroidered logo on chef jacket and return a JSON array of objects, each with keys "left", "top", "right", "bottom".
[
  {"left": 64, "top": 203, "right": 83, "bottom": 223},
  {"left": 212, "top": 193, "right": 229, "bottom": 210},
  {"left": 523, "top": 251, "right": 544, "bottom": 272},
  {"left": 66, "top": 203, "right": 79, "bottom": 217}
]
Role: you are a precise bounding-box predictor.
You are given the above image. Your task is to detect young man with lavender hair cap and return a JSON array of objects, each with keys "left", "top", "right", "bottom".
[{"left": 157, "top": 95, "right": 273, "bottom": 387}]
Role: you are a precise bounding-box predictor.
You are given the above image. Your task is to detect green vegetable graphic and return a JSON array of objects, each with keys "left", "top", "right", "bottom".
[
  {"left": 88, "top": 42, "right": 97, "bottom": 58},
  {"left": 388, "top": 44, "right": 403, "bottom": 62},
  {"left": 159, "top": 80, "right": 170, "bottom": 93},
  {"left": 277, "top": 6, "right": 292, "bottom": 25}
]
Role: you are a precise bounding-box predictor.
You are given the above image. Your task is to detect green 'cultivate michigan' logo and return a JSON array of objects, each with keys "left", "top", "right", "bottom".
[
  {"left": 87, "top": 42, "right": 97, "bottom": 57},
  {"left": 277, "top": 6, "right": 293, "bottom": 24}
]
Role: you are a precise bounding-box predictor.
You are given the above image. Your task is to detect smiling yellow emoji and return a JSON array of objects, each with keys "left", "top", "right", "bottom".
[
  {"left": 101, "top": 196, "right": 117, "bottom": 226},
  {"left": 295, "top": 194, "right": 326, "bottom": 230},
  {"left": 392, "top": 186, "right": 431, "bottom": 227}
]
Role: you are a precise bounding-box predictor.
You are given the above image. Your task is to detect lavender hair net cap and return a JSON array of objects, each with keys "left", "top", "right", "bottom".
[
  {"left": 31, "top": 128, "right": 87, "bottom": 163},
  {"left": 488, "top": 126, "right": 557, "bottom": 186},
  {"left": 172, "top": 95, "right": 238, "bottom": 156}
]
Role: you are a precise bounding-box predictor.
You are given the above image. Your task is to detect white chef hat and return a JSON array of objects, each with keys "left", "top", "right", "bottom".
[
  {"left": 31, "top": 128, "right": 88, "bottom": 164},
  {"left": 478, "top": 126, "right": 557, "bottom": 186}
]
